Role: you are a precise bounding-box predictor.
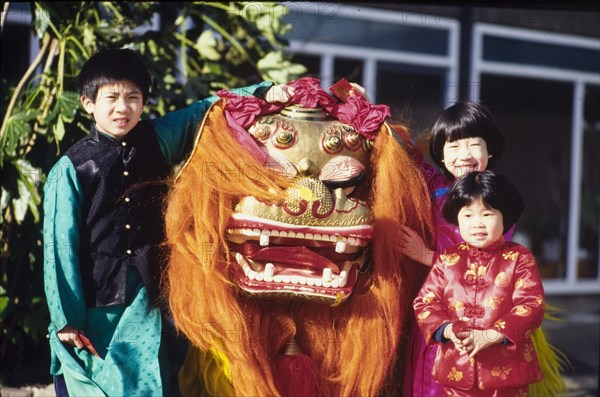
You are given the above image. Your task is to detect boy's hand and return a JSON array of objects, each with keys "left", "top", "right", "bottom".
[
  {"left": 57, "top": 325, "right": 85, "bottom": 349},
  {"left": 400, "top": 226, "right": 434, "bottom": 266},
  {"left": 265, "top": 84, "right": 294, "bottom": 103},
  {"left": 57, "top": 325, "right": 100, "bottom": 357},
  {"left": 455, "top": 328, "right": 505, "bottom": 359}
]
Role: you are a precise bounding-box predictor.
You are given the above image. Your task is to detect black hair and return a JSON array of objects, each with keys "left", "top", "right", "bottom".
[
  {"left": 442, "top": 170, "right": 524, "bottom": 234},
  {"left": 77, "top": 48, "right": 151, "bottom": 102},
  {"left": 429, "top": 101, "right": 505, "bottom": 178}
]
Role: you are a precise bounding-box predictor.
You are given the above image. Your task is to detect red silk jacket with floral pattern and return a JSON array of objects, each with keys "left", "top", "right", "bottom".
[{"left": 413, "top": 240, "right": 544, "bottom": 391}]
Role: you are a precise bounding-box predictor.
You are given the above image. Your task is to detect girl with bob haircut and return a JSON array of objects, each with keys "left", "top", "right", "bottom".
[{"left": 413, "top": 170, "right": 544, "bottom": 397}]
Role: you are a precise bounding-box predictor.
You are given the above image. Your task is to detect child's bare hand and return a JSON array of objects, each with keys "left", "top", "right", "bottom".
[
  {"left": 265, "top": 84, "right": 294, "bottom": 103},
  {"left": 400, "top": 226, "right": 434, "bottom": 266},
  {"left": 455, "top": 328, "right": 504, "bottom": 359},
  {"left": 57, "top": 325, "right": 85, "bottom": 349},
  {"left": 443, "top": 323, "right": 469, "bottom": 355}
]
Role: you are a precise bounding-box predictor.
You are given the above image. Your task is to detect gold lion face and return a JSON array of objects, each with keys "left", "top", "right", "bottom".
[{"left": 225, "top": 106, "right": 375, "bottom": 304}]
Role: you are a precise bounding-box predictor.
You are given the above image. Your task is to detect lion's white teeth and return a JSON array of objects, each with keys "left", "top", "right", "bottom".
[
  {"left": 323, "top": 268, "right": 333, "bottom": 281},
  {"left": 264, "top": 263, "right": 275, "bottom": 280},
  {"left": 335, "top": 237, "right": 347, "bottom": 253},
  {"left": 259, "top": 230, "right": 270, "bottom": 246},
  {"left": 339, "top": 271, "right": 348, "bottom": 287}
]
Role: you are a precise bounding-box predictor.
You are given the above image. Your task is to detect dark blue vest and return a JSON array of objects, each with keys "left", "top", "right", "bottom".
[{"left": 65, "top": 121, "right": 171, "bottom": 307}]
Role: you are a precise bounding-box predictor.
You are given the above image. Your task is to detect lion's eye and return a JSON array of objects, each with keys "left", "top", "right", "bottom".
[
  {"left": 274, "top": 130, "right": 295, "bottom": 147},
  {"left": 323, "top": 135, "right": 343, "bottom": 153},
  {"left": 253, "top": 125, "right": 271, "bottom": 141},
  {"left": 344, "top": 131, "right": 361, "bottom": 149}
]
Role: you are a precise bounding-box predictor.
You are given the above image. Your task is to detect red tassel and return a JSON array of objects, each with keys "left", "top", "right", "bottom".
[{"left": 273, "top": 340, "right": 320, "bottom": 397}]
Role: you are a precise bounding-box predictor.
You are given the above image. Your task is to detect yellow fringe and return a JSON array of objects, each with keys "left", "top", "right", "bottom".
[
  {"left": 529, "top": 307, "right": 570, "bottom": 397},
  {"left": 179, "top": 344, "right": 235, "bottom": 397}
]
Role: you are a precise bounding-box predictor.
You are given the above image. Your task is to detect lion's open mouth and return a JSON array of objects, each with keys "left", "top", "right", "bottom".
[{"left": 226, "top": 213, "right": 372, "bottom": 304}]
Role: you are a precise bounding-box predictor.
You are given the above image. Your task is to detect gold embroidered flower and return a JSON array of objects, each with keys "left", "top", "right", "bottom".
[
  {"left": 417, "top": 310, "right": 430, "bottom": 325},
  {"left": 502, "top": 251, "right": 518, "bottom": 261},
  {"left": 490, "top": 366, "right": 512, "bottom": 380},
  {"left": 514, "top": 277, "right": 535, "bottom": 290},
  {"left": 494, "top": 272, "right": 509, "bottom": 288},
  {"left": 458, "top": 242, "right": 470, "bottom": 251},
  {"left": 422, "top": 291, "right": 436, "bottom": 304},
  {"left": 494, "top": 320, "right": 506, "bottom": 330},
  {"left": 521, "top": 258, "right": 536, "bottom": 267},
  {"left": 440, "top": 253, "right": 461, "bottom": 266},
  {"left": 483, "top": 296, "right": 504, "bottom": 309},
  {"left": 524, "top": 344, "right": 534, "bottom": 362},
  {"left": 449, "top": 300, "right": 465, "bottom": 312},
  {"left": 479, "top": 381, "right": 485, "bottom": 390},
  {"left": 447, "top": 367, "right": 463, "bottom": 382},
  {"left": 513, "top": 305, "right": 532, "bottom": 317},
  {"left": 534, "top": 295, "right": 544, "bottom": 306},
  {"left": 465, "top": 265, "right": 476, "bottom": 279}
]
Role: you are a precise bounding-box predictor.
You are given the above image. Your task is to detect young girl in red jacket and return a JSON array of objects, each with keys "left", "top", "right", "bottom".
[{"left": 413, "top": 170, "right": 544, "bottom": 397}]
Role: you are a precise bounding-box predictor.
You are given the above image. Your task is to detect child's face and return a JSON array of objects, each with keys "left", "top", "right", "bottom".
[
  {"left": 442, "top": 137, "right": 490, "bottom": 178},
  {"left": 81, "top": 80, "right": 145, "bottom": 139},
  {"left": 457, "top": 199, "right": 504, "bottom": 249}
]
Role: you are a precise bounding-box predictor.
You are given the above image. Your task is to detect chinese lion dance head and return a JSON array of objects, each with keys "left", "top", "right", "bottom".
[{"left": 165, "top": 78, "right": 433, "bottom": 396}]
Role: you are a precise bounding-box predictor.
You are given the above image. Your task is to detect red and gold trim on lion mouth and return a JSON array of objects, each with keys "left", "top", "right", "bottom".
[{"left": 226, "top": 213, "right": 372, "bottom": 305}]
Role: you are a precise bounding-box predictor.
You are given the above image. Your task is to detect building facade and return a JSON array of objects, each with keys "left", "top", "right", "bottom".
[
  {"left": 282, "top": 2, "right": 600, "bottom": 295},
  {"left": 4, "top": 2, "right": 599, "bottom": 295}
]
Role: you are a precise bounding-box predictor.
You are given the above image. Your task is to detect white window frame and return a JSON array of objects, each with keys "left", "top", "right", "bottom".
[
  {"left": 284, "top": 2, "right": 460, "bottom": 107},
  {"left": 471, "top": 23, "right": 600, "bottom": 295}
]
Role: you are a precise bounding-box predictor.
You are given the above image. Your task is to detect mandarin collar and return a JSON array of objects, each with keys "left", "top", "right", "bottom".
[
  {"left": 467, "top": 237, "right": 505, "bottom": 262},
  {"left": 89, "top": 124, "right": 125, "bottom": 146}
]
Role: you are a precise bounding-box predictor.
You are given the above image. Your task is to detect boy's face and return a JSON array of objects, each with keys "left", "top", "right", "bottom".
[
  {"left": 81, "top": 80, "right": 145, "bottom": 139},
  {"left": 442, "top": 137, "right": 491, "bottom": 178},
  {"left": 457, "top": 199, "right": 504, "bottom": 249}
]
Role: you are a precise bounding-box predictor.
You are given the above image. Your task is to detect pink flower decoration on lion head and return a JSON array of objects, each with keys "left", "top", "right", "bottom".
[
  {"left": 332, "top": 96, "right": 391, "bottom": 140},
  {"left": 217, "top": 77, "right": 391, "bottom": 147},
  {"left": 287, "top": 77, "right": 339, "bottom": 111}
]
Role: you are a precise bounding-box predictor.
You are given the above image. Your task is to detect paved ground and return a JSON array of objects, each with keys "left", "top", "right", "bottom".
[{"left": 2, "top": 295, "right": 598, "bottom": 397}]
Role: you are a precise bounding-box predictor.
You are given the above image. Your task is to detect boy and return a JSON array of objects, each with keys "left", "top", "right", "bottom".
[
  {"left": 413, "top": 170, "right": 544, "bottom": 397},
  {"left": 43, "top": 48, "right": 290, "bottom": 396}
]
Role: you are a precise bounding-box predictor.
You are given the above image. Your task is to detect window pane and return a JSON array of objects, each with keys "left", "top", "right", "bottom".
[
  {"left": 480, "top": 75, "right": 573, "bottom": 279},
  {"left": 579, "top": 84, "right": 600, "bottom": 279},
  {"left": 284, "top": 9, "right": 449, "bottom": 55},
  {"left": 1, "top": 23, "right": 31, "bottom": 84},
  {"left": 483, "top": 35, "right": 600, "bottom": 74},
  {"left": 334, "top": 58, "right": 363, "bottom": 85},
  {"left": 376, "top": 62, "right": 446, "bottom": 136},
  {"left": 291, "top": 54, "right": 321, "bottom": 78}
]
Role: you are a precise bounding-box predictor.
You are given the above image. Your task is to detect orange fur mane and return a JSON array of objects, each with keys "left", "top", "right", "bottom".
[{"left": 165, "top": 101, "right": 433, "bottom": 396}]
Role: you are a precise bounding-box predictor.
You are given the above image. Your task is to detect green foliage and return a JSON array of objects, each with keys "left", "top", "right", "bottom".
[{"left": 0, "top": 1, "right": 305, "bottom": 384}]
